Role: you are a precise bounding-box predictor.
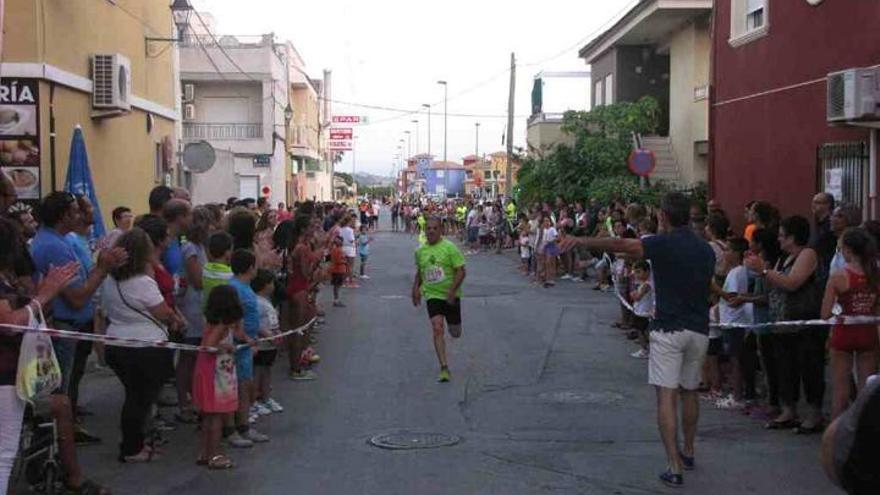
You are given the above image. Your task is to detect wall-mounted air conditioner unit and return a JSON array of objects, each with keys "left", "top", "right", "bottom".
[
  {"left": 827, "top": 67, "right": 880, "bottom": 123},
  {"left": 91, "top": 53, "right": 131, "bottom": 112},
  {"left": 183, "top": 104, "right": 196, "bottom": 121},
  {"left": 183, "top": 83, "right": 195, "bottom": 102}
]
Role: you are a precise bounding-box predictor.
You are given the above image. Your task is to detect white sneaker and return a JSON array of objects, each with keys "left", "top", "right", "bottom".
[
  {"left": 630, "top": 349, "right": 649, "bottom": 359},
  {"left": 360, "top": 274, "right": 371, "bottom": 280},
  {"left": 264, "top": 398, "right": 284, "bottom": 413},
  {"left": 252, "top": 402, "right": 272, "bottom": 416},
  {"left": 248, "top": 413, "right": 258, "bottom": 424},
  {"left": 226, "top": 432, "right": 254, "bottom": 448},
  {"left": 560, "top": 274, "right": 572, "bottom": 280},
  {"left": 245, "top": 428, "right": 269, "bottom": 443}
]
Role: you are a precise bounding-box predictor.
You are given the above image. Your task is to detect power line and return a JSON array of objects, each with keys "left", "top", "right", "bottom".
[
  {"left": 521, "top": 0, "right": 640, "bottom": 67},
  {"left": 319, "top": 97, "right": 526, "bottom": 119}
]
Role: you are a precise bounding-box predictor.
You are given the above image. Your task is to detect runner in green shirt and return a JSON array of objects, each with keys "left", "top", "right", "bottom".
[{"left": 412, "top": 217, "right": 466, "bottom": 382}]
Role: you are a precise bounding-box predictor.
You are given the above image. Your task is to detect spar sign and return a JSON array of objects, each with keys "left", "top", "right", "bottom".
[{"left": 331, "top": 115, "right": 369, "bottom": 124}]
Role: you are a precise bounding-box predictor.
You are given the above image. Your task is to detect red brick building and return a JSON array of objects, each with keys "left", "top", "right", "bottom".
[{"left": 710, "top": 0, "right": 880, "bottom": 225}]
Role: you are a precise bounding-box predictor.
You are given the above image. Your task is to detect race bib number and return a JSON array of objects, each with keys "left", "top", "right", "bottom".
[{"left": 425, "top": 266, "right": 445, "bottom": 284}]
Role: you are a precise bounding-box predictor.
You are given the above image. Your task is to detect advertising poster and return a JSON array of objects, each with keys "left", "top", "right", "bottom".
[{"left": 0, "top": 77, "right": 41, "bottom": 201}]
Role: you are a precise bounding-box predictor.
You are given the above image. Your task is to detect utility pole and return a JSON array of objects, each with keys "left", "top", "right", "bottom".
[
  {"left": 505, "top": 52, "right": 516, "bottom": 198},
  {"left": 422, "top": 104, "right": 432, "bottom": 158},
  {"left": 475, "top": 122, "right": 480, "bottom": 158}
]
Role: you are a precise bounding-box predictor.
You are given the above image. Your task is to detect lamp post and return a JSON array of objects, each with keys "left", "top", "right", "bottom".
[
  {"left": 411, "top": 119, "right": 420, "bottom": 155},
  {"left": 421, "top": 104, "right": 431, "bottom": 159},
  {"left": 145, "top": 0, "right": 194, "bottom": 53},
  {"left": 404, "top": 130, "right": 412, "bottom": 159}
]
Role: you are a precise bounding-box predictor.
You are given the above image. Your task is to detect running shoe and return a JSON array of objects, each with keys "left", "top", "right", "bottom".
[
  {"left": 252, "top": 402, "right": 272, "bottom": 416},
  {"left": 308, "top": 353, "right": 321, "bottom": 364},
  {"left": 245, "top": 428, "right": 269, "bottom": 443},
  {"left": 248, "top": 413, "right": 258, "bottom": 425},
  {"left": 360, "top": 274, "right": 371, "bottom": 280},
  {"left": 630, "top": 349, "right": 649, "bottom": 359},
  {"left": 226, "top": 432, "right": 254, "bottom": 449},
  {"left": 560, "top": 274, "right": 572, "bottom": 280},
  {"left": 438, "top": 368, "right": 451, "bottom": 383},
  {"left": 264, "top": 398, "right": 284, "bottom": 413}
]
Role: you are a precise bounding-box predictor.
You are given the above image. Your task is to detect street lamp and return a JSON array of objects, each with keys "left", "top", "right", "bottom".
[
  {"left": 171, "top": 0, "right": 195, "bottom": 39},
  {"left": 411, "top": 119, "right": 420, "bottom": 155},
  {"left": 404, "top": 130, "right": 412, "bottom": 158},
  {"left": 421, "top": 104, "right": 432, "bottom": 159},
  {"left": 146, "top": 0, "right": 194, "bottom": 52}
]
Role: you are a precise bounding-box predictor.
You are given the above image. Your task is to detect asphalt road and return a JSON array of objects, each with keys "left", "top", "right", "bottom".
[{"left": 65, "top": 217, "right": 837, "bottom": 495}]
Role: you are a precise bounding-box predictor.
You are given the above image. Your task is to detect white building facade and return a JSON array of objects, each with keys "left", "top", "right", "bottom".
[{"left": 180, "top": 30, "right": 289, "bottom": 205}]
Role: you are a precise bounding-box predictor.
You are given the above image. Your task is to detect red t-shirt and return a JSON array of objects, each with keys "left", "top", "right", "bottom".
[
  {"left": 330, "top": 247, "right": 347, "bottom": 275},
  {"left": 153, "top": 262, "right": 176, "bottom": 309}
]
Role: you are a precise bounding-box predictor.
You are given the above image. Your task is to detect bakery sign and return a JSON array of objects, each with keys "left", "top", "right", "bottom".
[{"left": 0, "top": 78, "right": 41, "bottom": 200}]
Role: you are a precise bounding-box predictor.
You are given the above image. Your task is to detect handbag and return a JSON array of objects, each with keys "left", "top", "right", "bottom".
[{"left": 16, "top": 304, "right": 62, "bottom": 402}]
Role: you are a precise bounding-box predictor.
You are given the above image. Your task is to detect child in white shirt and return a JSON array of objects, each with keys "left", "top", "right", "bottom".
[{"left": 251, "top": 270, "right": 284, "bottom": 415}]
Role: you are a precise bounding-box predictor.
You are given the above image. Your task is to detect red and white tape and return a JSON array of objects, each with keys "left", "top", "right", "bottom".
[{"left": 0, "top": 318, "right": 316, "bottom": 353}]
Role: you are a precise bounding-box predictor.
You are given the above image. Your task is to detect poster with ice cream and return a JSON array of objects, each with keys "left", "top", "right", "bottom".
[{"left": 0, "top": 78, "right": 41, "bottom": 200}]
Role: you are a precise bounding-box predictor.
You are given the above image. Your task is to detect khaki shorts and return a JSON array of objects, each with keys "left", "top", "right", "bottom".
[{"left": 648, "top": 330, "right": 709, "bottom": 390}]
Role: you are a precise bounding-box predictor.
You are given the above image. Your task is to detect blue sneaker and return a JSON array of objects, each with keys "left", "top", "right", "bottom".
[
  {"left": 679, "top": 452, "right": 695, "bottom": 471},
  {"left": 659, "top": 470, "right": 683, "bottom": 488}
]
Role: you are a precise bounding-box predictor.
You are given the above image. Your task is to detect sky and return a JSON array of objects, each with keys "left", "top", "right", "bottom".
[{"left": 196, "top": 0, "right": 636, "bottom": 177}]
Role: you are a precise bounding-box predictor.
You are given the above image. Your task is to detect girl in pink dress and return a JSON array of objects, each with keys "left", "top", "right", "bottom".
[{"left": 192, "top": 285, "right": 243, "bottom": 469}]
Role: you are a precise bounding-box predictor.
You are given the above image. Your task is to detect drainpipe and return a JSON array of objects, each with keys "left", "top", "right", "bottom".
[
  {"left": 871, "top": 128, "right": 878, "bottom": 220},
  {"left": 707, "top": 13, "right": 718, "bottom": 202},
  {"left": 49, "top": 82, "right": 57, "bottom": 191}
]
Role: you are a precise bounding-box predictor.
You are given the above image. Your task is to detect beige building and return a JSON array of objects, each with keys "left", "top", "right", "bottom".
[
  {"left": 1, "top": 0, "right": 180, "bottom": 217},
  {"left": 284, "top": 44, "right": 332, "bottom": 202},
  {"left": 463, "top": 152, "right": 519, "bottom": 198},
  {"left": 526, "top": 113, "right": 575, "bottom": 153},
  {"left": 579, "top": 0, "right": 711, "bottom": 187}
]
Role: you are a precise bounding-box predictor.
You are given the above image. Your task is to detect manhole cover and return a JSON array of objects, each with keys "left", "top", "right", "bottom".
[
  {"left": 538, "top": 391, "right": 624, "bottom": 405},
  {"left": 369, "top": 431, "right": 461, "bottom": 450}
]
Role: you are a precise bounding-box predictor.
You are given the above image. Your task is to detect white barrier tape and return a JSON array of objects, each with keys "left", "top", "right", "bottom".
[
  {"left": 0, "top": 317, "right": 316, "bottom": 354},
  {"left": 606, "top": 259, "right": 876, "bottom": 329}
]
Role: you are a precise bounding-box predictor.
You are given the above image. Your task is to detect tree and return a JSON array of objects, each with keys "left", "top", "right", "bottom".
[
  {"left": 334, "top": 172, "right": 354, "bottom": 186},
  {"left": 517, "top": 96, "right": 661, "bottom": 205}
]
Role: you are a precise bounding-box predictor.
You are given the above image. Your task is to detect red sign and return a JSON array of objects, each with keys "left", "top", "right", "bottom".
[
  {"left": 331, "top": 116, "right": 362, "bottom": 124},
  {"left": 328, "top": 140, "right": 352, "bottom": 151},
  {"left": 261, "top": 185, "right": 271, "bottom": 196},
  {"left": 330, "top": 128, "right": 353, "bottom": 140},
  {"left": 628, "top": 149, "right": 656, "bottom": 177}
]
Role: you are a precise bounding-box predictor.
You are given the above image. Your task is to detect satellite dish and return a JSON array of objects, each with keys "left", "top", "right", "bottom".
[{"left": 182, "top": 140, "right": 216, "bottom": 173}]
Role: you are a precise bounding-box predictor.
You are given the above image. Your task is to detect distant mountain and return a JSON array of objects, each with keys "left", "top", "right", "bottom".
[{"left": 353, "top": 172, "right": 393, "bottom": 187}]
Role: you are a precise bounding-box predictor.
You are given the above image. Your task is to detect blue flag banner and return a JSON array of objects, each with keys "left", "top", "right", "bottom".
[{"left": 63, "top": 126, "right": 106, "bottom": 243}]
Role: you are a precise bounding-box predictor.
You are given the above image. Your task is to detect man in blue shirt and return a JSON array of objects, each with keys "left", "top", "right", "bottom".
[
  {"left": 30, "top": 191, "right": 125, "bottom": 494},
  {"left": 160, "top": 198, "right": 192, "bottom": 295},
  {"left": 561, "top": 192, "right": 714, "bottom": 488},
  {"left": 228, "top": 249, "right": 269, "bottom": 446}
]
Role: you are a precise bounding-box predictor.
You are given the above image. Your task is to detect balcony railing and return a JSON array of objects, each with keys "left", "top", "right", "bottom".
[{"left": 183, "top": 123, "right": 263, "bottom": 140}]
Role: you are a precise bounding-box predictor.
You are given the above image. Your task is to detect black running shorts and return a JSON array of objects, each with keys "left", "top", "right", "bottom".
[{"left": 426, "top": 298, "right": 462, "bottom": 325}]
